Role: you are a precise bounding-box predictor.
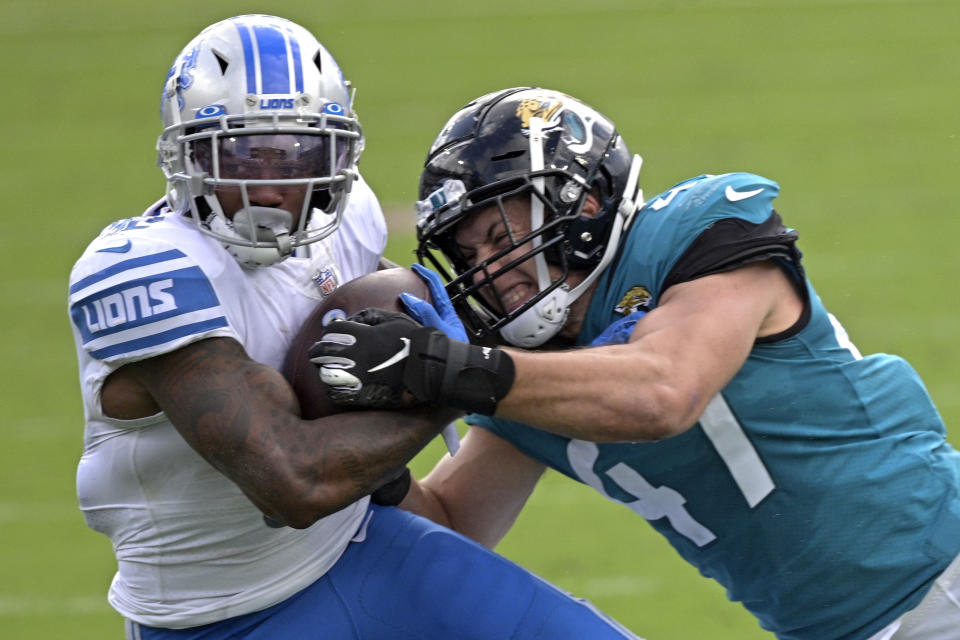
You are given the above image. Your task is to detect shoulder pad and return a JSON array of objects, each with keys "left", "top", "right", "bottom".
[
  {"left": 69, "top": 218, "right": 230, "bottom": 363},
  {"left": 645, "top": 172, "right": 779, "bottom": 225}
]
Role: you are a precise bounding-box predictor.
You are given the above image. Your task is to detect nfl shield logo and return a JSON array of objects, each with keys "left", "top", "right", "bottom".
[{"left": 312, "top": 267, "right": 338, "bottom": 297}]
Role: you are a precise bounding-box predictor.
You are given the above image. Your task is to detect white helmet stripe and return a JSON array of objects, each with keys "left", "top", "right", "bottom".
[
  {"left": 527, "top": 116, "right": 552, "bottom": 292},
  {"left": 286, "top": 27, "right": 304, "bottom": 92}
]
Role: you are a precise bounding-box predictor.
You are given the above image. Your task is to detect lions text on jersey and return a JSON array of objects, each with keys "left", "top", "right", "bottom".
[{"left": 69, "top": 177, "right": 386, "bottom": 628}]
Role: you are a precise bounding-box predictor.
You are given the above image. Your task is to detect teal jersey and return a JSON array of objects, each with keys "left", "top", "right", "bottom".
[{"left": 471, "top": 173, "right": 960, "bottom": 640}]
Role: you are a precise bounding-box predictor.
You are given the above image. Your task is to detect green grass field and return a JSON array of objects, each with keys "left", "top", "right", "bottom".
[{"left": 2, "top": 0, "right": 959, "bottom": 637}]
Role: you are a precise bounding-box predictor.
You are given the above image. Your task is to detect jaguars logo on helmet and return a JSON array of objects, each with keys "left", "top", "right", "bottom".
[{"left": 415, "top": 87, "right": 644, "bottom": 347}]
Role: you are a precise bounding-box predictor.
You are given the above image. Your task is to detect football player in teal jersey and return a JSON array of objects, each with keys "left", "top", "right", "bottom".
[{"left": 312, "top": 87, "right": 960, "bottom": 640}]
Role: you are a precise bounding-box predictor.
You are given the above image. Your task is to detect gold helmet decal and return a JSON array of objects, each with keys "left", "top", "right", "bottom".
[{"left": 516, "top": 97, "right": 563, "bottom": 129}]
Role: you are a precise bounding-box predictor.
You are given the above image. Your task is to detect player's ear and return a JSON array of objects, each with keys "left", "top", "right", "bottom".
[{"left": 582, "top": 192, "right": 601, "bottom": 218}]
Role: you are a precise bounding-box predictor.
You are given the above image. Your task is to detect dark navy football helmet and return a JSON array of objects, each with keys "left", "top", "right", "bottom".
[{"left": 415, "top": 87, "right": 643, "bottom": 346}]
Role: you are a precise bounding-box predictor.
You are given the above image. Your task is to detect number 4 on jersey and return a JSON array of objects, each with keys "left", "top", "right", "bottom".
[{"left": 566, "top": 393, "right": 774, "bottom": 547}]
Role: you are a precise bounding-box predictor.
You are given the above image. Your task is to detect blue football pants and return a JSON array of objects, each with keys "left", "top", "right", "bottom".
[{"left": 126, "top": 504, "right": 643, "bottom": 639}]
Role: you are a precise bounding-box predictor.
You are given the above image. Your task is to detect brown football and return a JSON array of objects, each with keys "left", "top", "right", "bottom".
[{"left": 281, "top": 267, "right": 431, "bottom": 419}]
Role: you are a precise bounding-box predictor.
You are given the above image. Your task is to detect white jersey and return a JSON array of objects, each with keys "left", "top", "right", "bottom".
[{"left": 68, "top": 177, "right": 387, "bottom": 629}]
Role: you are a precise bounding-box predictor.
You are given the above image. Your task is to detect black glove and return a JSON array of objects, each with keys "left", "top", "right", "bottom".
[
  {"left": 309, "top": 308, "right": 515, "bottom": 415},
  {"left": 370, "top": 467, "right": 412, "bottom": 506},
  {"left": 309, "top": 309, "right": 425, "bottom": 409}
]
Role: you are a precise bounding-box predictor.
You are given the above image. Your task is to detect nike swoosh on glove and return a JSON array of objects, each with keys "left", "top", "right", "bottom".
[
  {"left": 310, "top": 307, "right": 515, "bottom": 415},
  {"left": 309, "top": 308, "right": 427, "bottom": 409}
]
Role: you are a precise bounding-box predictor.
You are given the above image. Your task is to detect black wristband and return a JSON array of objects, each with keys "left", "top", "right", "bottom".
[
  {"left": 405, "top": 328, "right": 516, "bottom": 415},
  {"left": 370, "top": 467, "right": 412, "bottom": 506}
]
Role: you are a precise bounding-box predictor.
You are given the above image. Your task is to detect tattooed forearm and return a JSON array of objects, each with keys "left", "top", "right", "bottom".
[
  {"left": 128, "top": 336, "right": 459, "bottom": 526},
  {"left": 146, "top": 338, "right": 277, "bottom": 455},
  {"left": 320, "top": 409, "right": 455, "bottom": 495},
  {"left": 333, "top": 440, "right": 369, "bottom": 491}
]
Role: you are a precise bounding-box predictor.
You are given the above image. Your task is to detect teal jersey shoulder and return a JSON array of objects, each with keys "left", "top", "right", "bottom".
[
  {"left": 581, "top": 172, "right": 783, "bottom": 339},
  {"left": 471, "top": 173, "right": 960, "bottom": 640}
]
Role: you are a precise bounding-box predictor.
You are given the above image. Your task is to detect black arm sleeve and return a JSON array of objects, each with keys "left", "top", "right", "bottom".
[{"left": 662, "top": 210, "right": 810, "bottom": 342}]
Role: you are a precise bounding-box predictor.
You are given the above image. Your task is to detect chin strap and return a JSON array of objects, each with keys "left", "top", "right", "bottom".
[
  {"left": 232, "top": 206, "right": 294, "bottom": 257},
  {"left": 497, "top": 285, "right": 570, "bottom": 347},
  {"left": 566, "top": 153, "right": 644, "bottom": 303},
  {"left": 207, "top": 207, "right": 294, "bottom": 268}
]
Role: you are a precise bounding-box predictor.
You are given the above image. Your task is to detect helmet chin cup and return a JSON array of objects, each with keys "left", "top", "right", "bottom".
[
  {"left": 233, "top": 207, "right": 294, "bottom": 253},
  {"left": 498, "top": 284, "right": 570, "bottom": 348},
  {"left": 208, "top": 207, "right": 295, "bottom": 269}
]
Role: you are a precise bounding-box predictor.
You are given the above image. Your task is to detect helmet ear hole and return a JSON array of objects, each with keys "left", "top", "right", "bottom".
[
  {"left": 581, "top": 192, "right": 602, "bottom": 218},
  {"left": 310, "top": 188, "right": 332, "bottom": 212}
]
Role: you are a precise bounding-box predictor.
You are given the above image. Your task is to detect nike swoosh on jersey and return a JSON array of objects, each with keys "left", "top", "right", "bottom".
[
  {"left": 96, "top": 239, "right": 133, "bottom": 253},
  {"left": 725, "top": 186, "right": 764, "bottom": 202},
  {"left": 368, "top": 337, "right": 411, "bottom": 372}
]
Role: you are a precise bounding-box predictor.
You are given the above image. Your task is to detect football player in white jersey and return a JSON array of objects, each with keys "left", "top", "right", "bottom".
[
  {"left": 68, "top": 24, "right": 645, "bottom": 640},
  {"left": 313, "top": 87, "right": 960, "bottom": 640}
]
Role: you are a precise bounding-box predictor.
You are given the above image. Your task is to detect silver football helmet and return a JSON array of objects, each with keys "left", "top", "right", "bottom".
[{"left": 157, "top": 15, "right": 363, "bottom": 267}]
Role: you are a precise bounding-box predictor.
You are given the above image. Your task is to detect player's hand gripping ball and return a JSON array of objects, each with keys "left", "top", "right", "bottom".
[
  {"left": 281, "top": 268, "right": 430, "bottom": 419},
  {"left": 312, "top": 307, "right": 429, "bottom": 409}
]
